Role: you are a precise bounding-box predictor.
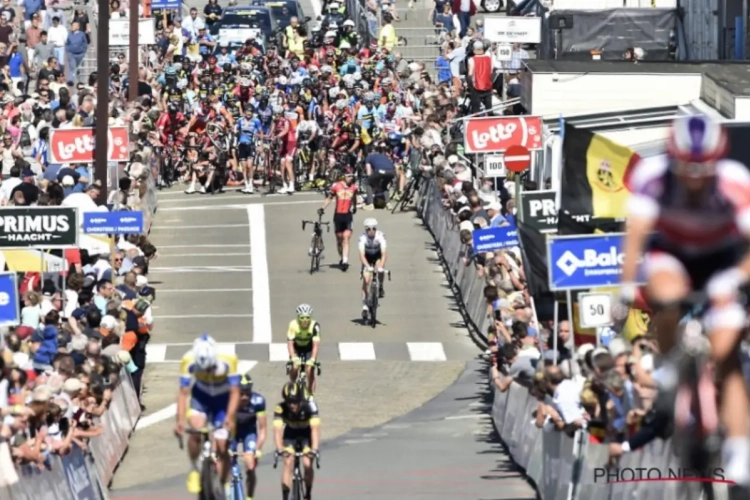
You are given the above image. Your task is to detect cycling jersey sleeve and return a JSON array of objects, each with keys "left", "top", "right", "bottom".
[
  {"left": 179, "top": 355, "right": 194, "bottom": 389},
  {"left": 312, "top": 322, "right": 321, "bottom": 342},
  {"left": 224, "top": 354, "right": 241, "bottom": 387},
  {"left": 376, "top": 231, "right": 387, "bottom": 250},
  {"left": 625, "top": 155, "right": 667, "bottom": 221},
  {"left": 357, "top": 234, "right": 367, "bottom": 253},
  {"left": 252, "top": 394, "right": 267, "bottom": 416},
  {"left": 286, "top": 320, "right": 297, "bottom": 342},
  {"left": 273, "top": 405, "right": 285, "bottom": 428},
  {"left": 717, "top": 159, "right": 750, "bottom": 233}
]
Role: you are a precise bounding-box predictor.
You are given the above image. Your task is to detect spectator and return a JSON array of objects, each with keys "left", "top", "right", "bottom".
[
  {"left": 452, "top": 0, "right": 475, "bottom": 37},
  {"left": 64, "top": 21, "right": 87, "bottom": 84},
  {"left": 378, "top": 12, "right": 397, "bottom": 52},
  {"left": 204, "top": 0, "right": 222, "bottom": 27},
  {"left": 46, "top": 16, "right": 66, "bottom": 66}
]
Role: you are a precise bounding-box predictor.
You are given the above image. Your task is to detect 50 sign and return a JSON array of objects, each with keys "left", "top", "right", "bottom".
[{"left": 464, "top": 116, "right": 542, "bottom": 153}]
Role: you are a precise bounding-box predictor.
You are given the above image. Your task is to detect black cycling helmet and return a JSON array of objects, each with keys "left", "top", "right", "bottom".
[{"left": 282, "top": 382, "right": 305, "bottom": 404}]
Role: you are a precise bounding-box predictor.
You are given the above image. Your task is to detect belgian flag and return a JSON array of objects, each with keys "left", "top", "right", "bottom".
[{"left": 560, "top": 123, "right": 640, "bottom": 221}]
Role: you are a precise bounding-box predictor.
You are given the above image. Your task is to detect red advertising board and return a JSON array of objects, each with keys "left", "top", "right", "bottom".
[
  {"left": 49, "top": 127, "right": 130, "bottom": 164},
  {"left": 464, "top": 116, "right": 543, "bottom": 153}
]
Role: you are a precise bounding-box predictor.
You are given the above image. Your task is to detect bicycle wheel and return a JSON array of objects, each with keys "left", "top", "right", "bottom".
[
  {"left": 198, "top": 457, "right": 222, "bottom": 500},
  {"left": 369, "top": 278, "right": 379, "bottom": 328},
  {"left": 309, "top": 236, "right": 320, "bottom": 274},
  {"left": 232, "top": 474, "right": 245, "bottom": 500},
  {"left": 291, "top": 474, "right": 306, "bottom": 500}
]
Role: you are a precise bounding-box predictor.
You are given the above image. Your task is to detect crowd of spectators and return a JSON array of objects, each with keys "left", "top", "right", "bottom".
[
  {"left": 0, "top": 0, "right": 163, "bottom": 478},
  {"left": 432, "top": 161, "right": 670, "bottom": 460}
]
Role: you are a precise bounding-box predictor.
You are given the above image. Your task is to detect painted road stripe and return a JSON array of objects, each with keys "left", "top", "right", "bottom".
[
  {"left": 149, "top": 266, "right": 253, "bottom": 273},
  {"left": 145, "top": 344, "right": 168, "bottom": 362},
  {"left": 151, "top": 224, "right": 249, "bottom": 230},
  {"left": 157, "top": 253, "right": 251, "bottom": 257},
  {"left": 268, "top": 343, "right": 289, "bottom": 362},
  {"left": 338, "top": 342, "right": 376, "bottom": 361},
  {"left": 248, "top": 205, "right": 272, "bottom": 343},
  {"left": 407, "top": 342, "right": 447, "bottom": 361},
  {"left": 156, "top": 288, "right": 253, "bottom": 293},
  {"left": 158, "top": 200, "right": 323, "bottom": 212},
  {"left": 155, "top": 314, "right": 254, "bottom": 319},
  {"left": 156, "top": 244, "right": 250, "bottom": 249}
]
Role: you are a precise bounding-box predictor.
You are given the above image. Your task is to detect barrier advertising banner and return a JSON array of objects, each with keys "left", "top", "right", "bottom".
[
  {"left": 464, "top": 116, "right": 543, "bottom": 153},
  {"left": 520, "top": 190, "right": 557, "bottom": 233},
  {"left": 0, "top": 207, "right": 78, "bottom": 248},
  {"left": 546, "top": 233, "right": 646, "bottom": 290},
  {"left": 0, "top": 272, "right": 19, "bottom": 325},
  {"left": 472, "top": 225, "right": 520, "bottom": 253}
]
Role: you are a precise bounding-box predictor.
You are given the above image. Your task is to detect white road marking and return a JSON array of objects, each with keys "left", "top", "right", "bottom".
[
  {"left": 269, "top": 343, "right": 289, "bottom": 362},
  {"left": 155, "top": 314, "right": 254, "bottom": 319},
  {"left": 136, "top": 404, "right": 177, "bottom": 430},
  {"left": 338, "top": 342, "right": 376, "bottom": 361},
  {"left": 248, "top": 205, "right": 272, "bottom": 343},
  {"left": 146, "top": 343, "right": 168, "bottom": 362},
  {"left": 149, "top": 266, "right": 253, "bottom": 273},
  {"left": 151, "top": 224, "right": 249, "bottom": 230},
  {"left": 157, "top": 253, "right": 251, "bottom": 257},
  {"left": 159, "top": 200, "right": 323, "bottom": 212},
  {"left": 157, "top": 288, "right": 253, "bottom": 293},
  {"left": 216, "top": 343, "right": 236, "bottom": 355},
  {"left": 407, "top": 342, "right": 447, "bottom": 361},
  {"left": 156, "top": 244, "right": 250, "bottom": 249},
  {"left": 159, "top": 192, "right": 321, "bottom": 204},
  {"left": 444, "top": 414, "right": 486, "bottom": 421}
]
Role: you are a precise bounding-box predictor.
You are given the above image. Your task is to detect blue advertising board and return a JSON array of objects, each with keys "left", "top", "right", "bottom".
[
  {"left": 0, "top": 272, "right": 19, "bottom": 325},
  {"left": 62, "top": 446, "right": 98, "bottom": 499},
  {"left": 151, "top": 0, "right": 181, "bottom": 9},
  {"left": 472, "top": 225, "right": 519, "bottom": 253},
  {"left": 547, "top": 233, "right": 644, "bottom": 290},
  {"left": 82, "top": 211, "right": 144, "bottom": 235}
]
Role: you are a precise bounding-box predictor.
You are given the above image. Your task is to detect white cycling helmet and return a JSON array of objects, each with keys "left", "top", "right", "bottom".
[
  {"left": 193, "top": 334, "right": 218, "bottom": 370},
  {"left": 364, "top": 218, "right": 378, "bottom": 229},
  {"left": 296, "top": 303, "right": 313, "bottom": 317}
]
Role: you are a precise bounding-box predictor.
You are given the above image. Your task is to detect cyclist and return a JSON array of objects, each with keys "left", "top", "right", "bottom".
[
  {"left": 237, "top": 106, "right": 262, "bottom": 194},
  {"left": 287, "top": 304, "right": 321, "bottom": 395},
  {"left": 274, "top": 382, "right": 320, "bottom": 500},
  {"left": 231, "top": 372, "right": 267, "bottom": 500},
  {"left": 175, "top": 334, "right": 240, "bottom": 494},
  {"left": 620, "top": 114, "right": 750, "bottom": 487},
  {"left": 320, "top": 168, "right": 358, "bottom": 271},
  {"left": 363, "top": 141, "right": 396, "bottom": 210},
  {"left": 358, "top": 218, "right": 388, "bottom": 320}
]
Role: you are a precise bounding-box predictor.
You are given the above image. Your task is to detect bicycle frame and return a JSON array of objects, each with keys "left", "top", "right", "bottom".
[
  {"left": 177, "top": 426, "right": 225, "bottom": 500},
  {"left": 302, "top": 213, "right": 330, "bottom": 274},
  {"left": 273, "top": 445, "right": 321, "bottom": 500}
]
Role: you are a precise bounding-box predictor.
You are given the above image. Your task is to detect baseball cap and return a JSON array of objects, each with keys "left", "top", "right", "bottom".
[
  {"left": 448, "top": 155, "right": 458, "bottom": 165},
  {"left": 32, "top": 385, "right": 53, "bottom": 402},
  {"left": 61, "top": 175, "right": 75, "bottom": 187},
  {"left": 100, "top": 315, "right": 118, "bottom": 331},
  {"left": 485, "top": 200, "right": 502, "bottom": 212},
  {"left": 22, "top": 168, "right": 35, "bottom": 177},
  {"left": 62, "top": 377, "right": 82, "bottom": 394}
]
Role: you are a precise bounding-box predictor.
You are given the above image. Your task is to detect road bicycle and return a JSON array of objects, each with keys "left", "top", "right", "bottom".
[
  {"left": 391, "top": 169, "right": 423, "bottom": 213},
  {"left": 285, "top": 350, "right": 322, "bottom": 393},
  {"left": 227, "top": 449, "right": 245, "bottom": 500},
  {"left": 177, "top": 426, "right": 225, "bottom": 500},
  {"left": 302, "top": 213, "right": 330, "bottom": 274},
  {"left": 362, "top": 267, "right": 391, "bottom": 328},
  {"left": 273, "top": 444, "right": 320, "bottom": 500}
]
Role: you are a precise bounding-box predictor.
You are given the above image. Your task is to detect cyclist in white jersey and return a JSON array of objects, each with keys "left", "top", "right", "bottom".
[
  {"left": 296, "top": 119, "right": 320, "bottom": 181},
  {"left": 358, "top": 218, "right": 387, "bottom": 320}
]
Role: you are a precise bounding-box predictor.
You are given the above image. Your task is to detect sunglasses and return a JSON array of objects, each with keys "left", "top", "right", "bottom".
[
  {"left": 297, "top": 315, "right": 311, "bottom": 321},
  {"left": 366, "top": 227, "right": 376, "bottom": 231}
]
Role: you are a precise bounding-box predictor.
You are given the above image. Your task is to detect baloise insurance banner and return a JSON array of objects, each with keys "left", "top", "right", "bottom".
[{"left": 0, "top": 207, "right": 78, "bottom": 248}]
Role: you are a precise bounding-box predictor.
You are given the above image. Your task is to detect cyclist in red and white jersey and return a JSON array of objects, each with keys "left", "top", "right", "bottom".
[
  {"left": 272, "top": 105, "right": 296, "bottom": 194},
  {"left": 620, "top": 115, "right": 750, "bottom": 488}
]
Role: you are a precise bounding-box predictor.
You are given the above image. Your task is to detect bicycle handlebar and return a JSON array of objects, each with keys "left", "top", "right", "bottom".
[
  {"left": 285, "top": 359, "right": 322, "bottom": 375},
  {"left": 273, "top": 450, "right": 320, "bottom": 469}
]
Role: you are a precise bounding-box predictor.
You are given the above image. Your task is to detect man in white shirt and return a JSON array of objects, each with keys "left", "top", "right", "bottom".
[
  {"left": 182, "top": 8, "right": 205, "bottom": 38},
  {"left": 0, "top": 165, "right": 22, "bottom": 201},
  {"left": 46, "top": 15, "right": 67, "bottom": 65}
]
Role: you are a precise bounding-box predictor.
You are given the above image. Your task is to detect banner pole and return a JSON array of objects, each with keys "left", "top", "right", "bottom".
[
  {"left": 552, "top": 297, "right": 559, "bottom": 366},
  {"left": 566, "top": 289, "right": 575, "bottom": 349}
]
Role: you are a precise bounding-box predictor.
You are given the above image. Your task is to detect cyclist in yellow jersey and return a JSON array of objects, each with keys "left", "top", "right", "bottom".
[
  {"left": 274, "top": 382, "right": 320, "bottom": 500},
  {"left": 287, "top": 304, "right": 321, "bottom": 395},
  {"left": 174, "top": 334, "right": 241, "bottom": 494}
]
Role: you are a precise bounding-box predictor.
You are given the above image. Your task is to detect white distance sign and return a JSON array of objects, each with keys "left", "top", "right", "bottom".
[
  {"left": 496, "top": 43, "right": 512, "bottom": 61},
  {"left": 578, "top": 293, "right": 614, "bottom": 328},
  {"left": 484, "top": 155, "right": 507, "bottom": 178}
]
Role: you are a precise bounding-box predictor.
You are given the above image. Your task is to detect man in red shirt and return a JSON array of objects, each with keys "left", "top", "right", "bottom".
[{"left": 320, "top": 169, "right": 357, "bottom": 271}]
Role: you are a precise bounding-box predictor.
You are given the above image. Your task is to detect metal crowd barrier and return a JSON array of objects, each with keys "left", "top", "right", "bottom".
[
  {"left": 0, "top": 365, "right": 142, "bottom": 497},
  {"left": 415, "top": 178, "right": 713, "bottom": 499}
]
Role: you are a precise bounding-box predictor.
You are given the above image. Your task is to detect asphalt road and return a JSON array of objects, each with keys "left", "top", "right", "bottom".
[
  {"left": 113, "top": 359, "right": 537, "bottom": 500},
  {"left": 110, "top": 185, "right": 482, "bottom": 492}
]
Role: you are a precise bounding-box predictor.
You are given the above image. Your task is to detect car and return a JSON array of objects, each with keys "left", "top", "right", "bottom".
[
  {"left": 251, "top": 0, "right": 308, "bottom": 30},
  {"left": 481, "top": 0, "right": 504, "bottom": 13},
  {"left": 209, "top": 5, "right": 279, "bottom": 40}
]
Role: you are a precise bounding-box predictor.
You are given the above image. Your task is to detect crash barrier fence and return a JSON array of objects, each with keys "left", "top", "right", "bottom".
[
  {"left": 416, "top": 178, "right": 693, "bottom": 500},
  {"left": 397, "top": 45, "right": 442, "bottom": 60},
  {"left": 0, "top": 368, "right": 142, "bottom": 498},
  {"left": 348, "top": 0, "right": 377, "bottom": 46}
]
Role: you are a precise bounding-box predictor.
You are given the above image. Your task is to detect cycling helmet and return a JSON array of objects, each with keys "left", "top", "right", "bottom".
[
  {"left": 321, "top": 65, "right": 333, "bottom": 74},
  {"left": 240, "top": 77, "right": 251, "bottom": 87},
  {"left": 296, "top": 303, "right": 313, "bottom": 317},
  {"left": 667, "top": 115, "right": 728, "bottom": 164},
  {"left": 176, "top": 79, "right": 187, "bottom": 90},
  {"left": 387, "top": 131, "right": 401, "bottom": 143},
  {"left": 192, "top": 334, "right": 218, "bottom": 370},
  {"left": 282, "top": 382, "right": 305, "bottom": 404},
  {"left": 208, "top": 55, "right": 218, "bottom": 64},
  {"left": 240, "top": 371, "right": 253, "bottom": 393},
  {"left": 364, "top": 218, "right": 378, "bottom": 229}
]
